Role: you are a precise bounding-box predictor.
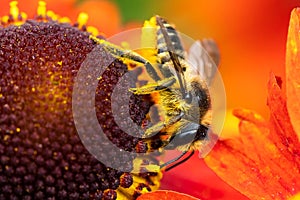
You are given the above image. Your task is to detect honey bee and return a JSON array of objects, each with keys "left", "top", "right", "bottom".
[{"left": 90, "top": 15, "right": 220, "bottom": 171}]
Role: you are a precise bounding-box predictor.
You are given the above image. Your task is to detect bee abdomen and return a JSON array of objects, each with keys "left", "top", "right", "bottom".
[{"left": 156, "top": 17, "right": 185, "bottom": 61}]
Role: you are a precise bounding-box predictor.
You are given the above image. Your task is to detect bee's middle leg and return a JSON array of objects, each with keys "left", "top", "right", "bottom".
[
  {"left": 143, "top": 111, "right": 184, "bottom": 138},
  {"left": 130, "top": 76, "right": 176, "bottom": 95}
]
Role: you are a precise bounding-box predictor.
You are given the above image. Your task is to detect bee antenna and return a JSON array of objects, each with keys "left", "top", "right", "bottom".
[{"left": 160, "top": 150, "right": 195, "bottom": 171}]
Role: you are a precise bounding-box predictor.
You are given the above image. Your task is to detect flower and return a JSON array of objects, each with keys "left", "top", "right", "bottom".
[
  {"left": 203, "top": 8, "right": 300, "bottom": 200},
  {"left": 0, "top": 1, "right": 161, "bottom": 199}
]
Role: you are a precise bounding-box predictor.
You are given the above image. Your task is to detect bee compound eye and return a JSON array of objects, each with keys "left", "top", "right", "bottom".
[{"left": 196, "top": 125, "right": 208, "bottom": 140}]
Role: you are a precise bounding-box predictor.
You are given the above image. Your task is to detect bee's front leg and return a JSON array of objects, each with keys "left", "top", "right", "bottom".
[
  {"left": 130, "top": 76, "right": 176, "bottom": 95},
  {"left": 90, "top": 35, "right": 161, "bottom": 81}
]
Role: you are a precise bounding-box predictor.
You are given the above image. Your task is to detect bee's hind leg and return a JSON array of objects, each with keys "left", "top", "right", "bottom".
[{"left": 130, "top": 76, "right": 176, "bottom": 95}]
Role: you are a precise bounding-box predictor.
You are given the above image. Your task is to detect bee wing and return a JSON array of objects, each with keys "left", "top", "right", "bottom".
[{"left": 187, "top": 39, "right": 220, "bottom": 85}]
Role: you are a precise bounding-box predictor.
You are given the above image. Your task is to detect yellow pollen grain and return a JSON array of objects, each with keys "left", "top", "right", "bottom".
[
  {"left": 87, "top": 26, "right": 99, "bottom": 36},
  {"left": 4, "top": 135, "right": 10, "bottom": 141},
  {"left": 46, "top": 10, "right": 58, "bottom": 21},
  {"left": 20, "top": 12, "right": 27, "bottom": 21},
  {"left": 141, "top": 187, "right": 149, "bottom": 194},
  {"left": 9, "top": 1, "right": 19, "bottom": 20},
  {"left": 77, "top": 12, "right": 89, "bottom": 29},
  {"left": 31, "top": 87, "right": 36, "bottom": 92},
  {"left": 57, "top": 61, "right": 62, "bottom": 66},
  {"left": 144, "top": 164, "right": 160, "bottom": 172},
  {"left": 37, "top": 1, "right": 47, "bottom": 17},
  {"left": 59, "top": 17, "right": 71, "bottom": 23},
  {"left": 1, "top": 16, "right": 9, "bottom": 24},
  {"left": 16, "top": 127, "right": 21, "bottom": 132}
]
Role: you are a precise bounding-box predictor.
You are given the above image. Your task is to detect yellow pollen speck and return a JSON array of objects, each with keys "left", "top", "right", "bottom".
[
  {"left": 31, "top": 87, "right": 36, "bottom": 92},
  {"left": 20, "top": 12, "right": 27, "bottom": 21},
  {"left": 14, "top": 147, "right": 18, "bottom": 152},
  {"left": 141, "top": 187, "right": 149, "bottom": 194},
  {"left": 144, "top": 164, "right": 160, "bottom": 172},
  {"left": 9, "top": 1, "right": 19, "bottom": 20},
  {"left": 77, "top": 12, "right": 89, "bottom": 29},
  {"left": 59, "top": 17, "right": 71, "bottom": 23},
  {"left": 4, "top": 135, "right": 10, "bottom": 141},
  {"left": 37, "top": 1, "right": 47, "bottom": 17},
  {"left": 16, "top": 128, "right": 21, "bottom": 132},
  {"left": 57, "top": 61, "right": 63, "bottom": 66},
  {"left": 46, "top": 10, "right": 58, "bottom": 21},
  {"left": 87, "top": 26, "right": 99, "bottom": 36},
  {"left": 1, "top": 16, "right": 9, "bottom": 24}
]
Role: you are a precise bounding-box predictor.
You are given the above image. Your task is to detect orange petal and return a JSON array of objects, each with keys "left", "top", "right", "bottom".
[
  {"left": 205, "top": 90, "right": 300, "bottom": 199},
  {"left": 137, "top": 190, "right": 199, "bottom": 200},
  {"left": 267, "top": 73, "right": 300, "bottom": 169},
  {"left": 286, "top": 8, "right": 300, "bottom": 139},
  {"left": 205, "top": 73, "right": 300, "bottom": 199}
]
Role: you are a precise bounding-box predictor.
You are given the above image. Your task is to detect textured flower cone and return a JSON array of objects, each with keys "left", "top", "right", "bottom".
[
  {"left": 0, "top": 1, "right": 161, "bottom": 199},
  {"left": 204, "top": 8, "right": 300, "bottom": 200}
]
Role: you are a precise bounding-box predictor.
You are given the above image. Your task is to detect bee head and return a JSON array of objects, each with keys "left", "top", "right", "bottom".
[{"left": 165, "top": 122, "right": 208, "bottom": 150}]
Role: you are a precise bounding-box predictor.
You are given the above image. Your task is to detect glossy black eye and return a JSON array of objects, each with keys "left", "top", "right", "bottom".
[{"left": 195, "top": 125, "right": 208, "bottom": 140}]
